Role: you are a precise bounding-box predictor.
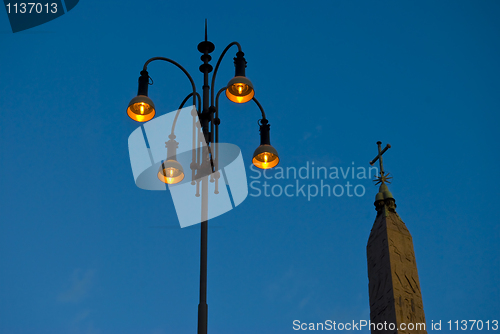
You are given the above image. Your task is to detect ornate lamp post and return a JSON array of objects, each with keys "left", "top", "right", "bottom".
[{"left": 126, "top": 22, "right": 279, "bottom": 334}]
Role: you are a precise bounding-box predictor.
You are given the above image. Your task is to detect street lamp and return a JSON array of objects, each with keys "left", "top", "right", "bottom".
[
  {"left": 225, "top": 51, "right": 254, "bottom": 103},
  {"left": 126, "top": 70, "right": 156, "bottom": 122},
  {"left": 126, "top": 22, "right": 279, "bottom": 334}
]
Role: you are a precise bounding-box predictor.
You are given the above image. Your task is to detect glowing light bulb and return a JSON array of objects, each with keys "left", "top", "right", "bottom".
[
  {"left": 158, "top": 160, "right": 184, "bottom": 184},
  {"left": 264, "top": 154, "right": 268, "bottom": 162},
  {"left": 139, "top": 104, "right": 145, "bottom": 114},
  {"left": 226, "top": 78, "right": 254, "bottom": 104}
]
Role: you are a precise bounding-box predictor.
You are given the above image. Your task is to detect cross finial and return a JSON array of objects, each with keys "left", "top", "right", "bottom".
[{"left": 370, "top": 141, "right": 392, "bottom": 185}]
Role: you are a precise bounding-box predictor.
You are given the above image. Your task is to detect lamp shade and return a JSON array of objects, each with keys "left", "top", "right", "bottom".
[
  {"left": 225, "top": 76, "right": 254, "bottom": 104},
  {"left": 158, "top": 159, "right": 184, "bottom": 184},
  {"left": 252, "top": 144, "right": 279, "bottom": 169},
  {"left": 127, "top": 95, "right": 156, "bottom": 122}
]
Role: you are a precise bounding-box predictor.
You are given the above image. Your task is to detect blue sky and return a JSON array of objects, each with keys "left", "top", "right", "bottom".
[{"left": 0, "top": 1, "right": 499, "bottom": 333}]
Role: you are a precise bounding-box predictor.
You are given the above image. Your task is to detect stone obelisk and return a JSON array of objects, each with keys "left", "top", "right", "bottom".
[{"left": 366, "top": 142, "right": 427, "bottom": 334}]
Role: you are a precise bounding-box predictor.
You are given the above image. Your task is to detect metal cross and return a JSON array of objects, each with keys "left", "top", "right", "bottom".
[{"left": 370, "top": 141, "right": 392, "bottom": 185}]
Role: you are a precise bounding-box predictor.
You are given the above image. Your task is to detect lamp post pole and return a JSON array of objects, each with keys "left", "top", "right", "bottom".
[
  {"left": 126, "top": 23, "right": 280, "bottom": 334},
  {"left": 196, "top": 26, "right": 216, "bottom": 334}
]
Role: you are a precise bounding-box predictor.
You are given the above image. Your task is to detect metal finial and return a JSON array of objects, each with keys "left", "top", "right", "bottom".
[
  {"left": 205, "top": 19, "right": 207, "bottom": 41},
  {"left": 370, "top": 141, "right": 392, "bottom": 185}
]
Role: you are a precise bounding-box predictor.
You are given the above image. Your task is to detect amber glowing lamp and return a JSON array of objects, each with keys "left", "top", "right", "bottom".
[
  {"left": 158, "top": 159, "right": 184, "bottom": 184},
  {"left": 225, "top": 76, "right": 254, "bottom": 104},
  {"left": 127, "top": 70, "right": 156, "bottom": 122},
  {"left": 252, "top": 145, "right": 279, "bottom": 169},
  {"left": 127, "top": 95, "right": 155, "bottom": 122},
  {"left": 252, "top": 119, "right": 279, "bottom": 169}
]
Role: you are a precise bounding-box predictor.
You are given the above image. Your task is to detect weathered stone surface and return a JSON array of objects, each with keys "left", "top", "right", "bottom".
[{"left": 367, "top": 199, "right": 427, "bottom": 334}]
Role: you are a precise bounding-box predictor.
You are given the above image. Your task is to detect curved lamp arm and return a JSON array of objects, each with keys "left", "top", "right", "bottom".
[
  {"left": 143, "top": 57, "right": 198, "bottom": 107},
  {"left": 215, "top": 88, "right": 267, "bottom": 122},
  {"left": 210, "top": 42, "right": 242, "bottom": 106},
  {"left": 214, "top": 87, "right": 267, "bottom": 165},
  {"left": 170, "top": 92, "right": 202, "bottom": 136},
  {"left": 251, "top": 97, "right": 267, "bottom": 120},
  {"left": 164, "top": 91, "right": 202, "bottom": 186},
  {"left": 213, "top": 90, "right": 270, "bottom": 191},
  {"left": 215, "top": 87, "right": 226, "bottom": 123}
]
